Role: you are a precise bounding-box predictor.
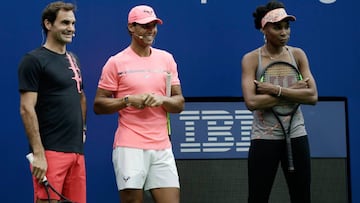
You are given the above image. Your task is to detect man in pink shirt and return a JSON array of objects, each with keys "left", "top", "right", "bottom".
[{"left": 94, "top": 5, "right": 184, "bottom": 203}]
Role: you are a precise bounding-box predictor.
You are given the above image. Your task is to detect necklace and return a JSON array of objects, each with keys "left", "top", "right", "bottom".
[{"left": 263, "top": 46, "right": 284, "bottom": 60}]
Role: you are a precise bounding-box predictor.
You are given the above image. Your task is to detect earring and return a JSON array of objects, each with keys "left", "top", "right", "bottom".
[{"left": 263, "top": 34, "right": 267, "bottom": 44}]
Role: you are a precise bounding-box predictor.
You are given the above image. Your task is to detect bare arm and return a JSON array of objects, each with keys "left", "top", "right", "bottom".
[
  {"left": 93, "top": 85, "right": 185, "bottom": 115},
  {"left": 242, "top": 48, "right": 318, "bottom": 111},
  {"left": 281, "top": 47, "right": 318, "bottom": 105},
  {"left": 80, "top": 91, "right": 87, "bottom": 124},
  {"left": 19, "top": 91, "right": 47, "bottom": 181},
  {"left": 80, "top": 91, "right": 87, "bottom": 142},
  {"left": 93, "top": 88, "right": 149, "bottom": 114},
  {"left": 93, "top": 88, "right": 126, "bottom": 114},
  {"left": 241, "top": 51, "right": 280, "bottom": 111}
]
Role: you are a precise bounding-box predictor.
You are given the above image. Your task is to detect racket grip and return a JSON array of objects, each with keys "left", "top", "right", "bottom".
[
  {"left": 165, "top": 72, "right": 171, "bottom": 97},
  {"left": 286, "top": 139, "right": 295, "bottom": 172},
  {"left": 26, "top": 153, "right": 48, "bottom": 182}
]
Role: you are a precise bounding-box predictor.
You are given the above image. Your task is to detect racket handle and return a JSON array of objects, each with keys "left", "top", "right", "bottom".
[
  {"left": 165, "top": 72, "right": 172, "bottom": 135},
  {"left": 286, "top": 138, "right": 295, "bottom": 172},
  {"left": 26, "top": 153, "right": 48, "bottom": 182}
]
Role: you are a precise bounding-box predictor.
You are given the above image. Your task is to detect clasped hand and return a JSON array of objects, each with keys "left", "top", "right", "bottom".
[{"left": 130, "top": 93, "right": 165, "bottom": 109}]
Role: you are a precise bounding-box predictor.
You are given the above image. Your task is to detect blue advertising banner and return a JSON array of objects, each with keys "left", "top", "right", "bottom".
[{"left": 171, "top": 97, "right": 348, "bottom": 159}]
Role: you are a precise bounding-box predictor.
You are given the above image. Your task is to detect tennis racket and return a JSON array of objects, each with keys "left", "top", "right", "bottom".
[
  {"left": 165, "top": 72, "right": 172, "bottom": 136},
  {"left": 26, "top": 153, "right": 76, "bottom": 203},
  {"left": 260, "top": 61, "right": 303, "bottom": 172}
]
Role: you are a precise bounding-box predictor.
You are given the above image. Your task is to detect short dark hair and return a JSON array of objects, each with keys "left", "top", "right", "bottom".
[
  {"left": 41, "top": 1, "right": 76, "bottom": 35},
  {"left": 253, "top": 1, "right": 285, "bottom": 30}
]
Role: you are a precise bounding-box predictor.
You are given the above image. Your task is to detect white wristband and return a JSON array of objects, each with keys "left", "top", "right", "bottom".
[{"left": 277, "top": 85, "right": 282, "bottom": 97}]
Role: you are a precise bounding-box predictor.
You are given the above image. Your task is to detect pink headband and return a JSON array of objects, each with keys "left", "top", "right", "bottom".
[{"left": 261, "top": 8, "right": 296, "bottom": 28}]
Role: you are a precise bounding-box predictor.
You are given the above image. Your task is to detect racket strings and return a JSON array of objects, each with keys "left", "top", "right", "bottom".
[
  {"left": 263, "top": 65, "right": 299, "bottom": 87},
  {"left": 261, "top": 63, "right": 301, "bottom": 115}
]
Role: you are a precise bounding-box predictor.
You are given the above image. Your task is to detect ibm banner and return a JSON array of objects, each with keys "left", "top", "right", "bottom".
[{"left": 170, "top": 97, "right": 348, "bottom": 160}]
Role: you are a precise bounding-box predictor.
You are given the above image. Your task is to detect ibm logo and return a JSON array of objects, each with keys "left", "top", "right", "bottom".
[{"left": 174, "top": 109, "right": 253, "bottom": 154}]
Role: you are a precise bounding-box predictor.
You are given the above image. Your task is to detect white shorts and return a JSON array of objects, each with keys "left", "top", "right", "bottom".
[{"left": 112, "top": 146, "right": 180, "bottom": 191}]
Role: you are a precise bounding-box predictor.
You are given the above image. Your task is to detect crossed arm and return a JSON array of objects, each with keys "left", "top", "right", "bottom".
[{"left": 241, "top": 47, "right": 318, "bottom": 111}]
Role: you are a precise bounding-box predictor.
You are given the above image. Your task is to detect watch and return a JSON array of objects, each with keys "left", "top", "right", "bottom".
[{"left": 124, "top": 95, "right": 131, "bottom": 106}]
